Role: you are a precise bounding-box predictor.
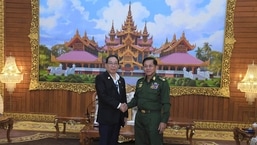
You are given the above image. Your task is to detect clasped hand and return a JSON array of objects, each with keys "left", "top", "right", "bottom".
[{"left": 119, "top": 103, "right": 128, "bottom": 112}]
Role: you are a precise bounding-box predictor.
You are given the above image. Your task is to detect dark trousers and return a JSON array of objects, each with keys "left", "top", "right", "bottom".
[{"left": 99, "top": 123, "right": 120, "bottom": 145}]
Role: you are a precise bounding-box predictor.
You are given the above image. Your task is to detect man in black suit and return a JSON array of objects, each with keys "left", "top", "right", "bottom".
[{"left": 95, "top": 55, "right": 128, "bottom": 145}]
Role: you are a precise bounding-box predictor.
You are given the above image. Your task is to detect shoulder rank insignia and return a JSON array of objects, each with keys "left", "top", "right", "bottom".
[
  {"left": 138, "top": 81, "right": 143, "bottom": 88},
  {"left": 159, "top": 77, "right": 165, "bottom": 81}
]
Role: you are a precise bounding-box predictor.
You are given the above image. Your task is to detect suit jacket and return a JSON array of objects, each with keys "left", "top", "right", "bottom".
[{"left": 95, "top": 71, "right": 128, "bottom": 126}]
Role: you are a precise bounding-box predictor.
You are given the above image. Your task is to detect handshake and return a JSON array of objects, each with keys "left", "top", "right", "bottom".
[{"left": 119, "top": 103, "right": 128, "bottom": 112}]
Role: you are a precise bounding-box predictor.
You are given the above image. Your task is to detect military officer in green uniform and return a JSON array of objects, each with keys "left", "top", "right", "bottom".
[{"left": 127, "top": 56, "right": 171, "bottom": 145}]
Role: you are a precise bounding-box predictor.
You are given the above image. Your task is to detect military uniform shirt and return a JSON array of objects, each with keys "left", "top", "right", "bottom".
[{"left": 128, "top": 74, "right": 171, "bottom": 123}]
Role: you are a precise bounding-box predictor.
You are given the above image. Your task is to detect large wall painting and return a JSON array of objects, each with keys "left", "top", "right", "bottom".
[{"left": 29, "top": 0, "right": 236, "bottom": 97}]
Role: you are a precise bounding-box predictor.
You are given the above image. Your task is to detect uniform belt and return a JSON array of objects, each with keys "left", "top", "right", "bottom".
[{"left": 139, "top": 109, "right": 159, "bottom": 114}]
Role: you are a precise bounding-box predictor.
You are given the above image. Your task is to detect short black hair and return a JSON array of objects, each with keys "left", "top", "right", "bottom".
[
  {"left": 105, "top": 54, "right": 119, "bottom": 64},
  {"left": 142, "top": 56, "right": 157, "bottom": 66}
]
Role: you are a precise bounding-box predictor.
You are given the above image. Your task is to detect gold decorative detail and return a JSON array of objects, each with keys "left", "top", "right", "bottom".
[
  {"left": 0, "top": 0, "right": 4, "bottom": 96},
  {"left": 126, "top": 84, "right": 135, "bottom": 93},
  {"left": 195, "top": 121, "right": 250, "bottom": 130},
  {"left": 118, "top": 135, "right": 133, "bottom": 143},
  {"left": 170, "top": 124, "right": 184, "bottom": 130},
  {"left": 3, "top": 112, "right": 55, "bottom": 122},
  {"left": 29, "top": 0, "right": 236, "bottom": 97}
]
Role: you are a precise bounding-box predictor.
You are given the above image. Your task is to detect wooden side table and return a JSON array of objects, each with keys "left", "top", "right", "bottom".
[
  {"left": 80, "top": 125, "right": 100, "bottom": 145},
  {"left": 0, "top": 116, "right": 13, "bottom": 142},
  {"left": 166, "top": 119, "right": 195, "bottom": 145},
  {"left": 233, "top": 127, "right": 255, "bottom": 145},
  {"left": 54, "top": 116, "right": 87, "bottom": 138}
]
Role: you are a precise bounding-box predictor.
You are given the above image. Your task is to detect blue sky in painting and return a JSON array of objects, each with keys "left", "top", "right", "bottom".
[{"left": 39, "top": 0, "right": 226, "bottom": 55}]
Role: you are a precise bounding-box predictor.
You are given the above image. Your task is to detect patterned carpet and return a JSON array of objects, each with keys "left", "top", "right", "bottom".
[{"left": 0, "top": 121, "right": 236, "bottom": 144}]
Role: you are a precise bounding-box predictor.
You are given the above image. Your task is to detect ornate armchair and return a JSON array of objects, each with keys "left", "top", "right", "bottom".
[{"left": 126, "top": 91, "right": 137, "bottom": 125}]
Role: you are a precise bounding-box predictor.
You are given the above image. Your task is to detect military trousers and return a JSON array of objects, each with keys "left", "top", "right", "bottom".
[{"left": 134, "top": 110, "right": 163, "bottom": 145}]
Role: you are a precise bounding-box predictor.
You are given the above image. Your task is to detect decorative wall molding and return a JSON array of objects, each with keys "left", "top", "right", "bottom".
[
  {"left": 4, "top": 112, "right": 55, "bottom": 122},
  {"left": 0, "top": 0, "right": 4, "bottom": 112}
]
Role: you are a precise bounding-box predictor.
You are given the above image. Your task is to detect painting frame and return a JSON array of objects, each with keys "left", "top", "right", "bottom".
[
  {"left": 29, "top": 0, "right": 236, "bottom": 96},
  {"left": 0, "top": 0, "right": 4, "bottom": 96}
]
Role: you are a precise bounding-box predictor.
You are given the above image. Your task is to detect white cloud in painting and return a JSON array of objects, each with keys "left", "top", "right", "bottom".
[
  {"left": 146, "top": 0, "right": 226, "bottom": 49},
  {"left": 39, "top": 0, "right": 226, "bottom": 52},
  {"left": 92, "top": 0, "right": 149, "bottom": 32},
  {"left": 70, "top": 0, "right": 89, "bottom": 21}
]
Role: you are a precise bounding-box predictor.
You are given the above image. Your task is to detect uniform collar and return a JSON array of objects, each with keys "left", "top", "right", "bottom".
[{"left": 143, "top": 73, "right": 157, "bottom": 82}]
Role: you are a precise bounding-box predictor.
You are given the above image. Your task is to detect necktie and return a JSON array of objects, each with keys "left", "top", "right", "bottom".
[{"left": 115, "top": 81, "right": 119, "bottom": 94}]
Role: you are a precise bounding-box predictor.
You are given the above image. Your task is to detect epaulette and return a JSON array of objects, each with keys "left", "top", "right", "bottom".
[
  {"left": 136, "top": 77, "right": 144, "bottom": 83},
  {"left": 159, "top": 77, "right": 166, "bottom": 81},
  {"left": 138, "top": 77, "right": 144, "bottom": 81}
]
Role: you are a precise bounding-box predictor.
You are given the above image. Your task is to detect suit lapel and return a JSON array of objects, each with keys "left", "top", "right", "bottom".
[{"left": 104, "top": 71, "right": 120, "bottom": 95}]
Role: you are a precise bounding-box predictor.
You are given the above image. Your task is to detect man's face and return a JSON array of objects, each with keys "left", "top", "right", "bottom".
[
  {"left": 143, "top": 59, "right": 156, "bottom": 77},
  {"left": 105, "top": 57, "right": 119, "bottom": 74}
]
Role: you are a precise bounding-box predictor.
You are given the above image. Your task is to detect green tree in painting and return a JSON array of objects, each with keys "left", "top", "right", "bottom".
[
  {"left": 195, "top": 47, "right": 202, "bottom": 60},
  {"left": 39, "top": 45, "right": 51, "bottom": 70},
  {"left": 195, "top": 42, "right": 223, "bottom": 79},
  {"left": 208, "top": 51, "right": 223, "bottom": 77},
  {"left": 51, "top": 44, "right": 71, "bottom": 57},
  {"left": 98, "top": 52, "right": 108, "bottom": 62},
  {"left": 195, "top": 42, "right": 212, "bottom": 62}
]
